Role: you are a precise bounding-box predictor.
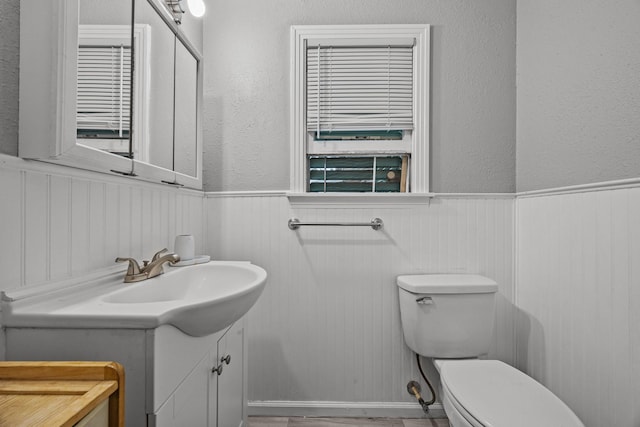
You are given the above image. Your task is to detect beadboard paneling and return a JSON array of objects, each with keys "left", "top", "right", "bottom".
[
  {"left": 0, "top": 168, "right": 205, "bottom": 291},
  {"left": 516, "top": 187, "right": 640, "bottom": 427},
  {"left": 206, "top": 194, "right": 515, "bottom": 410},
  {"left": 0, "top": 158, "right": 205, "bottom": 358}
]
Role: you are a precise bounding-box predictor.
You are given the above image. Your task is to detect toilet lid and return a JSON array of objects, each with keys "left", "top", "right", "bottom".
[{"left": 440, "top": 360, "right": 584, "bottom": 427}]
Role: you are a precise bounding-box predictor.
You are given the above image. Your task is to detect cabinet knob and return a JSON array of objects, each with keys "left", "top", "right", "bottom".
[
  {"left": 221, "top": 355, "right": 231, "bottom": 365},
  {"left": 212, "top": 364, "right": 224, "bottom": 375}
]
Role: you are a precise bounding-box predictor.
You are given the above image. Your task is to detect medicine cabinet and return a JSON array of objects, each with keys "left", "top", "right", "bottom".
[{"left": 18, "top": 0, "right": 203, "bottom": 189}]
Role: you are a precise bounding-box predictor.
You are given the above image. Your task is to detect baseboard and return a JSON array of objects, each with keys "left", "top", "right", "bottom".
[{"left": 247, "top": 400, "right": 446, "bottom": 419}]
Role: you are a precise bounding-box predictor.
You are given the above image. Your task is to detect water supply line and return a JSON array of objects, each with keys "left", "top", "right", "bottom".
[{"left": 407, "top": 354, "right": 436, "bottom": 413}]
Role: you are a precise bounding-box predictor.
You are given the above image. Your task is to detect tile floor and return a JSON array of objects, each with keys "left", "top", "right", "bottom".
[{"left": 248, "top": 417, "right": 450, "bottom": 427}]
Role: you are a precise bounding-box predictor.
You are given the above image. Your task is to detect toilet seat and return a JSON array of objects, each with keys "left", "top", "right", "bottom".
[{"left": 437, "top": 359, "right": 584, "bottom": 427}]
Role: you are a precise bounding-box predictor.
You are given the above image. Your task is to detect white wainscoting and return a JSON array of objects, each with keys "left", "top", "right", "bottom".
[
  {"left": 516, "top": 186, "right": 640, "bottom": 427},
  {"left": 0, "top": 155, "right": 205, "bottom": 358},
  {"left": 206, "top": 193, "right": 515, "bottom": 416}
]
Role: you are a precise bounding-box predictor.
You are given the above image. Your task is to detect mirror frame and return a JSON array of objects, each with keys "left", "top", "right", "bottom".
[{"left": 18, "top": 0, "right": 203, "bottom": 189}]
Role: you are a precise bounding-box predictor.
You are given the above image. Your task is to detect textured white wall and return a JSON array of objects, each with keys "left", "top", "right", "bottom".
[
  {"left": 516, "top": 185, "right": 640, "bottom": 426},
  {"left": 202, "top": 0, "right": 516, "bottom": 193},
  {"left": 516, "top": 0, "right": 640, "bottom": 192},
  {"left": 206, "top": 194, "right": 515, "bottom": 412},
  {"left": 0, "top": 0, "right": 19, "bottom": 156},
  {"left": 0, "top": 154, "right": 205, "bottom": 359}
]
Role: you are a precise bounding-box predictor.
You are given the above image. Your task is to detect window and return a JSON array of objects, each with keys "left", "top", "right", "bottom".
[{"left": 290, "top": 25, "right": 430, "bottom": 193}]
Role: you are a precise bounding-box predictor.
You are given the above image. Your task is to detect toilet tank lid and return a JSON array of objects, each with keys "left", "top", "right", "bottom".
[{"left": 396, "top": 274, "right": 497, "bottom": 294}]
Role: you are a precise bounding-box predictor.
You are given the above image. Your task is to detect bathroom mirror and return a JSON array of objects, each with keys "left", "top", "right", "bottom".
[
  {"left": 18, "top": 0, "right": 203, "bottom": 188},
  {"left": 76, "top": 0, "right": 134, "bottom": 160},
  {"left": 173, "top": 41, "right": 199, "bottom": 177},
  {"left": 134, "top": 0, "right": 201, "bottom": 178}
]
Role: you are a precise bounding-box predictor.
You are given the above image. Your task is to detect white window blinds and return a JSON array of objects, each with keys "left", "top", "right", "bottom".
[
  {"left": 77, "top": 45, "right": 131, "bottom": 138},
  {"left": 306, "top": 45, "right": 414, "bottom": 134}
]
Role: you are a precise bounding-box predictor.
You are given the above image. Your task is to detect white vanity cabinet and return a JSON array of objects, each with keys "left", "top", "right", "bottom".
[
  {"left": 153, "top": 319, "right": 247, "bottom": 427},
  {"left": 5, "top": 318, "right": 247, "bottom": 426}
]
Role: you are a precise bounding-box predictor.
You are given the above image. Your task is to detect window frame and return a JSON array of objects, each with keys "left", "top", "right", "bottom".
[{"left": 290, "top": 24, "right": 430, "bottom": 194}]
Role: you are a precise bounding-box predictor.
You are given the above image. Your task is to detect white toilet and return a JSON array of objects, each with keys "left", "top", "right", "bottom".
[{"left": 397, "top": 274, "right": 584, "bottom": 427}]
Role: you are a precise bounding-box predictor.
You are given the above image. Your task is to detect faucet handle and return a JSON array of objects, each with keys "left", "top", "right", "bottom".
[
  {"left": 151, "top": 248, "right": 169, "bottom": 262},
  {"left": 115, "top": 257, "right": 142, "bottom": 275}
]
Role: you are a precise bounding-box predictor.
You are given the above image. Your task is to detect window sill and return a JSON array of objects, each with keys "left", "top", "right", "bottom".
[{"left": 286, "top": 192, "right": 434, "bottom": 206}]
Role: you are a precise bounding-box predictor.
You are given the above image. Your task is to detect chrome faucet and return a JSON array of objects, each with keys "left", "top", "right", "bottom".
[{"left": 116, "top": 248, "right": 180, "bottom": 283}]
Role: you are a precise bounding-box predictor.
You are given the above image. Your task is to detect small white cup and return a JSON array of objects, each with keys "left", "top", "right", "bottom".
[{"left": 174, "top": 234, "right": 195, "bottom": 261}]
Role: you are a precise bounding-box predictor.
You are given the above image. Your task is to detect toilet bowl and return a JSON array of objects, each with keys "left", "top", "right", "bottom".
[{"left": 397, "top": 274, "right": 584, "bottom": 427}]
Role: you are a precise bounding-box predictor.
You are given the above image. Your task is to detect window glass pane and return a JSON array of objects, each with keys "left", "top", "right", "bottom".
[{"left": 308, "top": 155, "right": 406, "bottom": 193}]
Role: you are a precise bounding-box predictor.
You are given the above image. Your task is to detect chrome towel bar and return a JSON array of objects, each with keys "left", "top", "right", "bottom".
[{"left": 288, "top": 218, "right": 383, "bottom": 231}]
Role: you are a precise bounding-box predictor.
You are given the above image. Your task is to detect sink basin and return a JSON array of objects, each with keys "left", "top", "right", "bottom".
[
  {"left": 0, "top": 261, "right": 267, "bottom": 338},
  {"left": 101, "top": 261, "right": 267, "bottom": 336}
]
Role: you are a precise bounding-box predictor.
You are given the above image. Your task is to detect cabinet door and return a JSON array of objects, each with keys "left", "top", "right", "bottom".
[
  {"left": 153, "top": 353, "right": 210, "bottom": 427},
  {"left": 213, "top": 321, "right": 245, "bottom": 427}
]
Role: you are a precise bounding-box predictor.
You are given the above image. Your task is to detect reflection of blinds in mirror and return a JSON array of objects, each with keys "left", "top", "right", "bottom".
[
  {"left": 77, "top": 45, "right": 131, "bottom": 139},
  {"left": 306, "top": 46, "right": 414, "bottom": 135}
]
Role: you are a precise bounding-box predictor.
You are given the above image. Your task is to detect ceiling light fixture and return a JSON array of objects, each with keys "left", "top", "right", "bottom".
[{"left": 187, "top": 0, "right": 206, "bottom": 17}]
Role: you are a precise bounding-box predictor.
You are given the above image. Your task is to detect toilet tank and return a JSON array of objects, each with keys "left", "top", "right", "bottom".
[{"left": 396, "top": 274, "right": 498, "bottom": 358}]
